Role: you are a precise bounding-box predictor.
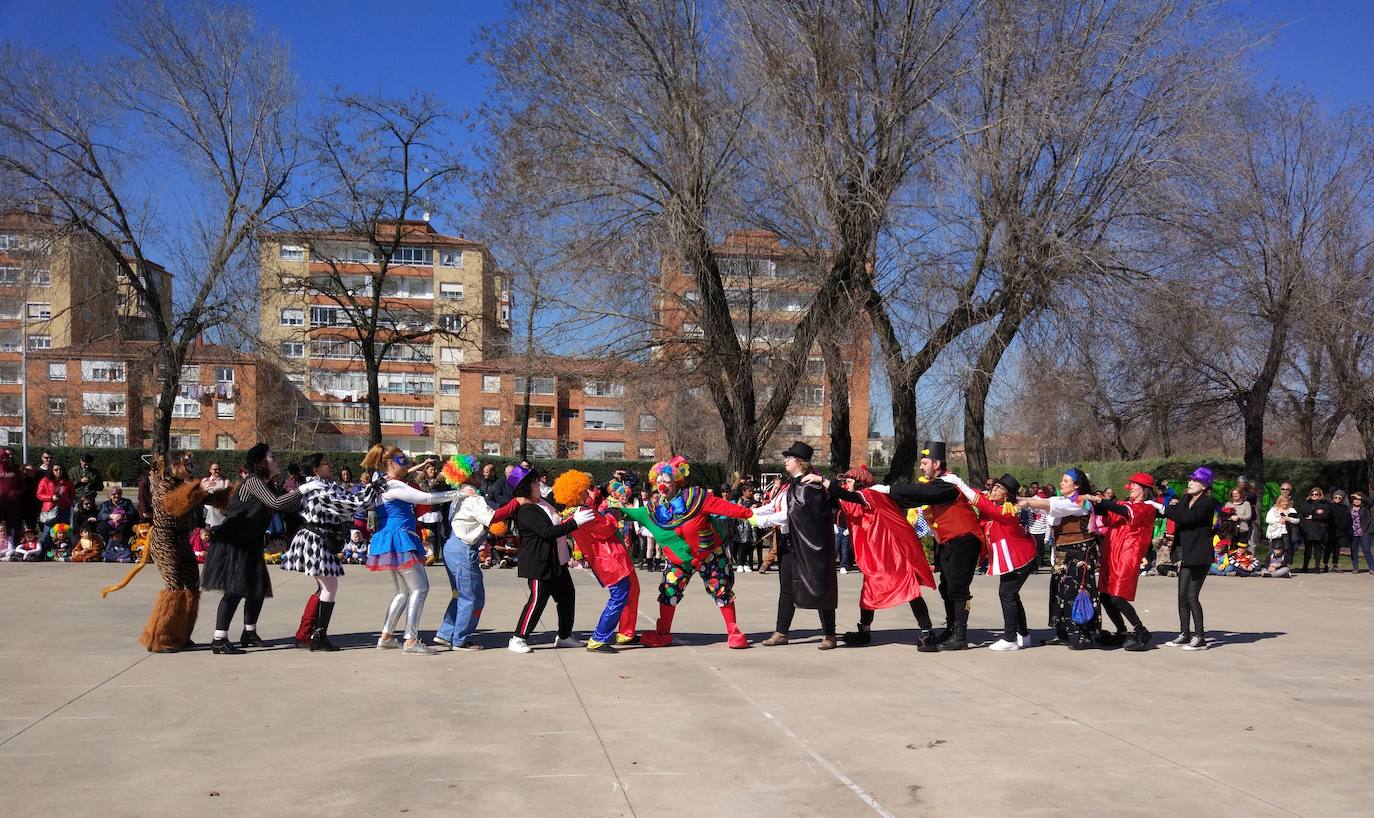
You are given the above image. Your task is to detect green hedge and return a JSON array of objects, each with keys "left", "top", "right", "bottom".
[{"left": 21, "top": 446, "right": 729, "bottom": 489}]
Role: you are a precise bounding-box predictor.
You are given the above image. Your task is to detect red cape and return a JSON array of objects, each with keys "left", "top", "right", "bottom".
[
  {"left": 840, "top": 488, "right": 936, "bottom": 609},
  {"left": 569, "top": 511, "right": 633, "bottom": 587},
  {"left": 1100, "top": 501, "right": 1156, "bottom": 600}
]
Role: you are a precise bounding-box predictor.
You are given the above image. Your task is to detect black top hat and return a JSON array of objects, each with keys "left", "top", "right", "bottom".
[
  {"left": 920, "top": 441, "right": 947, "bottom": 464},
  {"left": 781, "top": 441, "right": 814, "bottom": 461},
  {"left": 995, "top": 473, "right": 1021, "bottom": 497}
]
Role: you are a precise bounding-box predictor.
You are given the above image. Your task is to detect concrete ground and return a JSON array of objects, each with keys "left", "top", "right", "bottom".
[{"left": 0, "top": 563, "right": 1370, "bottom": 818}]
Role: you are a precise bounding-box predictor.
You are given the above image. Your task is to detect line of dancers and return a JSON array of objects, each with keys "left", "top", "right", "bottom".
[{"left": 107, "top": 439, "right": 1216, "bottom": 655}]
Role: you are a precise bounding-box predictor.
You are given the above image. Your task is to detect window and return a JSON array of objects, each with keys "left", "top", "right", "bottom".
[
  {"left": 682, "top": 322, "right": 703, "bottom": 338},
  {"left": 440, "top": 409, "right": 458, "bottom": 426},
  {"left": 279, "top": 244, "right": 306, "bottom": 261},
  {"left": 279, "top": 341, "right": 304, "bottom": 358},
  {"left": 81, "top": 393, "right": 126, "bottom": 417},
  {"left": 798, "top": 386, "right": 824, "bottom": 406},
  {"left": 171, "top": 396, "right": 201, "bottom": 418},
  {"left": 583, "top": 441, "right": 625, "bottom": 460},
  {"left": 527, "top": 438, "right": 556, "bottom": 457},
  {"left": 390, "top": 246, "right": 433, "bottom": 266},
  {"left": 584, "top": 408, "right": 625, "bottom": 431},
  {"left": 0, "top": 329, "right": 18, "bottom": 352},
  {"left": 169, "top": 433, "right": 201, "bottom": 450},
  {"left": 48, "top": 362, "right": 67, "bottom": 381},
  {"left": 0, "top": 266, "right": 18, "bottom": 284},
  {"left": 482, "top": 375, "right": 501, "bottom": 393},
  {"left": 377, "top": 406, "right": 433, "bottom": 424},
  {"left": 48, "top": 430, "right": 67, "bottom": 446},
  {"left": 47, "top": 396, "right": 67, "bottom": 415},
  {"left": 280, "top": 308, "right": 304, "bottom": 326},
  {"left": 0, "top": 299, "right": 20, "bottom": 319},
  {"left": 0, "top": 235, "right": 16, "bottom": 250},
  {"left": 584, "top": 380, "right": 624, "bottom": 397},
  {"left": 180, "top": 365, "right": 200, "bottom": 383},
  {"left": 638, "top": 414, "right": 657, "bottom": 432},
  {"left": 25, "top": 302, "right": 51, "bottom": 320},
  {"left": 637, "top": 446, "right": 657, "bottom": 460},
  {"left": 379, "top": 276, "right": 433, "bottom": 299},
  {"left": 216, "top": 401, "right": 235, "bottom": 419},
  {"left": 438, "top": 314, "right": 465, "bottom": 332},
  {"left": 310, "top": 305, "right": 349, "bottom": 327},
  {"left": 216, "top": 434, "right": 236, "bottom": 450},
  {"left": 82, "top": 426, "right": 126, "bottom": 447},
  {"left": 482, "top": 408, "right": 501, "bottom": 426},
  {"left": 513, "top": 376, "right": 556, "bottom": 395},
  {"left": 215, "top": 367, "right": 234, "bottom": 384},
  {"left": 29, "top": 269, "right": 51, "bottom": 287},
  {"left": 516, "top": 406, "right": 554, "bottom": 428},
  {"left": 778, "top": 415, "right": 823, "bottom": 438},
  {"left": 0, "top": 364, "right": 18, "bottom": 384},
  {"left": 0, "top": 396, "right": 17, "bottom": 416},
  {"left": 439, "top": 251, "right": 463, "bottom": 268},
  {"left": 805, "top": 357, "right": 825, "bottom": 377},
  {"left": 482, "top": 441, "right": 500, "bottom": 456},
  {"left": 439, "top": 379, "right": 459, "bottom": 396},
  {"left": 440, "top": 347, "right": 464, "bottom": 364},
  {"left": 82, "top": 360, "right": 126, "bottom": 382},
  {"left": 28, "top": 335, "right": 51, "bottom": 350},
  {"left": 440, "top": 282, "right": 464, "bottom": 300}
]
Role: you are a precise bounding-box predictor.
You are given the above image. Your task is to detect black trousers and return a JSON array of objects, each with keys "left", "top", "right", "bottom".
[
  {"left": 1328, "top": 536, "right": 1349, "bottom": 569},
  {"left": 514, "top": 570, "right": 576, "bottom": 639},
  {"left": 1302, "top": 536, "right": 1326, "bottom": 570},
  {"left": 1101, "top": 593, "right": 1144, "bottom": 633},
  {"left": 859, "top": 597, "right": 934, "bottom": 630},
  {"left": 775, "top": 550, "right": 836, "bottom": 636},
  {"left": 998, "top": 562, "right": 1035, "bottom": 641},
  {"left": 1177, "top": 565, "right": 1207, "bottom": 637},
  {"left": 216, "top": 592, "right": 264, "bottom": 632},
  {"left": 936, "top": 534, "right": 982, "bottom": 626}
]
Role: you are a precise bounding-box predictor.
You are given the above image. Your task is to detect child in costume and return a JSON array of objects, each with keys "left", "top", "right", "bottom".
[
  {"left": 341, "top": 529, "right": 368, "bottom": 565},
  {"left": 614, "top": 456, "right": 755, "bottom": 649},
  {"left": 72, "top": 527, "right": 104, "bottom": 562},
  {"left": 47, "top": 523, "right": 73, "bottom": 561},
  {"left": 6, "top": 526, "right": 42, "bottom": 561},
  {"left": 552, "top": 471, "right": 639, "bottom": 653},
  {"left": 191, "top": 526, "right": 210, "bottom": 563}
]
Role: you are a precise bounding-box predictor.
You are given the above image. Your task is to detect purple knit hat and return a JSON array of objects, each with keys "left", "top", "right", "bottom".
[{"left": 1188, "top": 466, "right": 1214, "bottom": 486}]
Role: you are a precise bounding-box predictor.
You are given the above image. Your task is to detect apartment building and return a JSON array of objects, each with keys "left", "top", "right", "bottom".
[
  {"left": 0, "top": 212, "right": 171, "bottom": 447},
  {"left": 454, "top": 357, "right": 671, "bottom": 461},
  {"left": 655, "top": 229, "right": 871, "bottom": 466},
  {"left": 24, "top": 340, "right": 262, "bottom": 452},
  {"left": 258, "top": 220, "right": 511, "bottom": 452}
]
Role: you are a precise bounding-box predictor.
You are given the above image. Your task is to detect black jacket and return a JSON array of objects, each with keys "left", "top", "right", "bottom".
[
  {"left": 514, "top": 502, "right": 580, "bottom": 582},
  {"left": 480, "top": 475, "right": 512, "bottom": 508},
  {"left": 1329, "top": 502, "right": 1353, "bottom": 539},
  {"left": 1297, "top": 500, "right": 1332, "bottom": 543},
  {"left": 75, "top": 465, "right": 103, "bottom": 501},
  {"left": 1164, "top": 492, "right": 1218, "bottom": 567}
]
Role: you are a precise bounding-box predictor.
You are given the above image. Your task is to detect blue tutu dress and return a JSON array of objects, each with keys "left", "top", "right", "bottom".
[{"left": 366, "top": 498, "right": 426, "bottom": 571}]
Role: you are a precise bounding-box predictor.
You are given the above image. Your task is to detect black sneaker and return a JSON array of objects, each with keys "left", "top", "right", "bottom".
[
  {"left": 841, "top": 627, "right": 872, "bottom": 647},
  {"left": 211, "top": 637, "right": 245, "bottom": 655},
  {"left": 1181, "top": 636, "right": 1208, "bottom": 651},
  {"left": 239, "top": 630, "right": 265, "bottom": 649},
  {"left": 1095, "top": 631, "right": 1126, "bottom": 648},
  {"left": 1123, "top": 628, "right": 1152, "bottom": 652},
  {"left": 915, "top": 630, "right": 940, "bottom": 653}
]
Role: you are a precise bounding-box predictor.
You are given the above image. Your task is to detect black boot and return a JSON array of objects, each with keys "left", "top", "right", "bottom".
[
  {"left": 915, "top": 629, "right": 941, "bottom": 653},
  {"left": 1124, "top": 626, "right": 1152, "bottom": 652},
  {"left": 841, "top": 624, "right": 872, "bottom": 646},
  {"left": 1096, "top": 631, "right": 1126, "bottom": 648},
  {"left": 211, "top": 636, "right": 245, "bottom": 655},
  {"left": 239, "top": 629, "right": 265, "bottom": 649},
  {"left": 938, "top": 609, "right": 970, "bottom": 651},
  {"left": 310, "top": 601, "right": 340, "bottom": 652}
]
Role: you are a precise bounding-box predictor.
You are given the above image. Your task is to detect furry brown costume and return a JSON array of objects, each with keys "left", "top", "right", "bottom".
[{"left": 102, "top": 455, "right": 233, "bottom": 652}]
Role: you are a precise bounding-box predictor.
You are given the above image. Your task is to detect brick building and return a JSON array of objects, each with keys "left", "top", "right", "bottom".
[
  {"left": 0, "top": 212, "right": 171, "bottom": 448},
  {"left": 453, "top": 357, "right": 672, "bottom": 461},
  {"left": 25, "top": 340, "right": 263, "bottom": 452},
  {"left": 258, "top": 220, "right": 510, "bottom": 452},
  {"left": 654, "top": 229, "right": 871, "bottom": 466}
]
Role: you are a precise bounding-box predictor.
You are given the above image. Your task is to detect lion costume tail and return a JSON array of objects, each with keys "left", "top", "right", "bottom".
[{"left": 100, "top": 531, "right": 153, "bottom": 598}]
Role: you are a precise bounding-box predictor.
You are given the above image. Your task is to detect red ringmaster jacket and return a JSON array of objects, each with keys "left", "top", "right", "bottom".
[{"left": 971, "top": 494, "right": 1039, "bottom": 576}]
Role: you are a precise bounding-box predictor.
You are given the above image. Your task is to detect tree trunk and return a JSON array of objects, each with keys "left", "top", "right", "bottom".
[
  {"left": 1239, "top": 394, "right": 1268, "bottom": 488},
  {"left": 365, "top": 354, "right": 382, "bottom": 447},
  {"left": 518, "top": 383, "right": 533, "bottom": 460},
  {"left": 822, "top": 337, "right": 851, "bottom": 470},
  {"left": 963, "top": 302, "right": 1031, "bottom": 485},
  {"left": 152, "top": 345, "right": 186, "bottom": 454},
  {"left": 1357, "top": 410, "right": 1374, "bottom": 499}
]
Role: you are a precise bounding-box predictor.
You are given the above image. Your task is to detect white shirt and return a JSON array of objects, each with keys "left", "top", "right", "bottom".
[
  {"left": 450, "top": 493, "right": 501, "bottom": 544},
  {"left": 1046, "top": 496, "right": 1090, "bottom": 525}
]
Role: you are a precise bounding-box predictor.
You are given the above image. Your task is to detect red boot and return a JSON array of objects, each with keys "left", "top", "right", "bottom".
[
  {"left": 640, "top": 603, "right": 676, "bottom": 648},
  {"left": 720, "top": 602, "right": 750, "bottom": 649},
  {"left": 294, "top": 592, "right": 320, "bottom": 646}
]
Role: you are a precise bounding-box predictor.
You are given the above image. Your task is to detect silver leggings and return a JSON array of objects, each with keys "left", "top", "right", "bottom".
[{"left": 383, "top": 566, "right": 430, "bottom": 641}]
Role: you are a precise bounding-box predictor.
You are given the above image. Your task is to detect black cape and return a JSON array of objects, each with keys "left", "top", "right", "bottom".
[{"left": 782, "top": 479, "right": 838, "bottom": 610}]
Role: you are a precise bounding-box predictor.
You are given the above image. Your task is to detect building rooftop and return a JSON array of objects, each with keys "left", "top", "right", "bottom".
[
  {"left": 29, "top": 339, "right": 254, "bottom": 364},
  {"left": 262, "top": 219, "right": 484, "bottom": 249}
]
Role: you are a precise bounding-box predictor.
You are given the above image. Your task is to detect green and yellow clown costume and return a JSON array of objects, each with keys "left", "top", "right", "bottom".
[{"left": 615, "top": 457, "right": 753, "bottom": 648}]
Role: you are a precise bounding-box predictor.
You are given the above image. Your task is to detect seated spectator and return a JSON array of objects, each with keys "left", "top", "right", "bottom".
[
  {"left": 1230, "top": 545, "right": 1260, "bottom": 576},
  {"left": 6, "top": 527, "right": 44, "bottom": 561},
  {"left": 71, "top": 527, "right": 104, "bottom": 562},
  {"left": 72, "top": 495, "right": 99, "bottom": 533},
  {"left": 1261, "top": 542, "right": 1292, "bottom": 578},
  {"left": 1209, "top": 537, "right": 1235, "bottom": 576},
  {"left": 97, "top": 486, "right": 139, "bottom": 543},
  {"left": 190, "top": 526, "right": 211, "bottom": 563},
  {"left": 102, "top": 532, "right": 133, "bottom": 563},
  {"left": 46, "top": 523, "right": 73, "bottom": 561}
]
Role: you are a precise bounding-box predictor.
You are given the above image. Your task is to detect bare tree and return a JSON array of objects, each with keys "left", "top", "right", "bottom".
[
  {"left": 282, "top": 93, "right": 471, "bottom": 447},
  {"left": 0, "top": 0, "right": 299, "bottom": 453}
]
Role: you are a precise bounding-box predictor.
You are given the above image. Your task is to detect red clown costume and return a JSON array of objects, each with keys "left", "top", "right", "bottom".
[
  {"left": 1088, "top": 471, "right": 1161, "bottom": 651},
  {"left": 553, "top": 472, "right": 640, "bottom": 648}
]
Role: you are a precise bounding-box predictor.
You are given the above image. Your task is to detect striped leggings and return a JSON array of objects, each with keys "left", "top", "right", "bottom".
[{"left": 514, "top": 570, "right": 576, "bottom": 640}]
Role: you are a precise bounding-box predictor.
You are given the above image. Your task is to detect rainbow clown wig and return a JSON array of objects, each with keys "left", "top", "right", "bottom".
[
  {"left": 552, "top": 469, "right": 595, "bottom": 508},
  {"left": 606, "top": 479, "right": 632, "bottom": 507},
  {"left": 441, "top": 454, "right": 480, "bottom": 488},
  {"left": 649, "top": 455, "right": 690, "bottom": 486}
]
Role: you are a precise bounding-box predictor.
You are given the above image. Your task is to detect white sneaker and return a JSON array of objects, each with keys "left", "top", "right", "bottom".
[
  {"left": 1016, "top": 633, "right": 1033, "bottom": 648},
  {"left": 1181, "top": 637, "right": 1208, "bottom": 651},
  {"left": 988, "top": 638, "right": 1020, "bottom": 651},
  {"left": 1164, "top": 634, "right": 1190, "bottom": 647},
  {"left": 376, "top": 635, "right": 400, "bottom": 650},
  {"left": 839, "top": 567, "right": 848, "bottom": 575},
  {"left": 554, "top": 636, "right": 581, "bottom": 648},
  {"left": 508, "top": 636, "right": 532, "bottom": 654},
  {"left": 743, "top": 566, "right": 751, "bottom": 573},
  {"left": 403, "top": 640, "right": 438, "bottom": 655}
]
